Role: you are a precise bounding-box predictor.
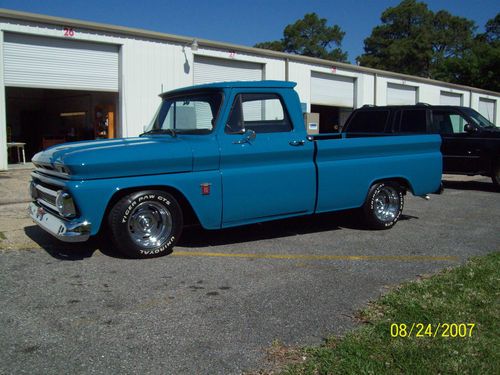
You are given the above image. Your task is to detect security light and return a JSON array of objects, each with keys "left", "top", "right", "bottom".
[{"left": 191, "top": 39, "right": 198, "bottom": 51}]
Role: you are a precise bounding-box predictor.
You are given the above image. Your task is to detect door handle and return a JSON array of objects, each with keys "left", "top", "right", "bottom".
[{"left": 289, "top": 140, "right": 305, "bottom": 146}]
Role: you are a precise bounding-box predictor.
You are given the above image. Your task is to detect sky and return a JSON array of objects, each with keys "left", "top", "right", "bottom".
[{"left": 0, "top": 0, "right": 498, "bottom": 63}]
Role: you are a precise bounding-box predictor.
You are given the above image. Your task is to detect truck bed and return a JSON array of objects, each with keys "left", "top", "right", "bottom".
[{"left": 312, "top": 133, "right": 442, "bottom": 213}]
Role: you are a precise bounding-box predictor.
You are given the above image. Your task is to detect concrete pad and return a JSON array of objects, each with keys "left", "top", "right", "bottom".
[{"left": 0, "top": 166, "right": 34, "bottom": 205}]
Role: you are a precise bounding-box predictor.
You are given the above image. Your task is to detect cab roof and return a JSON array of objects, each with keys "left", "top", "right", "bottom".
[{"left": 161, "top": 80, "right": 297, "bottom": 96}]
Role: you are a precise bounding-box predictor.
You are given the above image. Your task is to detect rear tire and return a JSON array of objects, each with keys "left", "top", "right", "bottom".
[
  {"left": 108, "top": 190, "right": 183, "bottom": 258},
  {"left": 492, "top": 163, "right": 500, "bottom": 189},
  {"left": 363, "top": 182, "right": 404, "bottom": 229}
]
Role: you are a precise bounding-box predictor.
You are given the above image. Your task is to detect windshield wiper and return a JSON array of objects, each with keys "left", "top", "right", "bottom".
[{"left": 139, "top": 128, "right": 177, "bottom": 137}]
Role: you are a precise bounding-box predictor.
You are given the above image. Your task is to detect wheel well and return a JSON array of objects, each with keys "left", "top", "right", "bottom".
[
  {"left": 371, "top": 178, "right": 412, "bottom": 195},
  {"left": 98, "top": 185, "right": 200, "bottom": 234}
]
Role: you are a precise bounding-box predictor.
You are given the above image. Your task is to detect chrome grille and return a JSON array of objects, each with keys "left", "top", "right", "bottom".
[
  {"left": 33, "top": 163, "right": 70, "bottom": 179},
  {"left": 33, "top": 183, "right": 59, "bottom": 212},
  {"left": 38, "top": 189, "right": 56, "bottom": 206}
]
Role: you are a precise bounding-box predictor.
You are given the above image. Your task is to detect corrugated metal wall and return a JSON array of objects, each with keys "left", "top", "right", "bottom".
[{"left": 0, "top": 15, "right": 499, "bottom": 170}]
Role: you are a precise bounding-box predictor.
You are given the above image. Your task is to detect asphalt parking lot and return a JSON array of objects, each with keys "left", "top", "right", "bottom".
[{"left": 0, "top": 176, "right": 499, "bottom": 374}]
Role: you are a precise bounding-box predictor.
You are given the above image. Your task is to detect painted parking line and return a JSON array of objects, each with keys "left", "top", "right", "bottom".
[{"left": 172, "top": 251, "right": 459, "bottom": 262}]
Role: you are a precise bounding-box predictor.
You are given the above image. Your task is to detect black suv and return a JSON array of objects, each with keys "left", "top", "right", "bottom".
[{"left": 342, "top": 105, "right": 500, "bottom": 188}]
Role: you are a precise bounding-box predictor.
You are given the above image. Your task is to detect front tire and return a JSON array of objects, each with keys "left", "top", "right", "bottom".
[
  {"left": 363, "top": 182, "right": 404, "bottom": 229},
  {"left": 108, "top": 190, "right": 183, "bottom": 258}
]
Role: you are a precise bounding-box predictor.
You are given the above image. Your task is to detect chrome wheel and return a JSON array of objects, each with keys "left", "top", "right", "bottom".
[
  {"left": 127, "top": 201, "right": 172, "bottom": 248},
  {"left": 373, "top": 185, "right": 400, "bottom": 223},
  {"left": 493, "top": 164, "right": 500, "bottom": 187}
]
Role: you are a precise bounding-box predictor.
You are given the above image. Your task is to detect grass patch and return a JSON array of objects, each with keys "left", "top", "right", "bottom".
[
  {"left": 0, "top": 231, "right": 6, "bottom": 241},
  {"left": 278, "top": 252, "right": 500, "bottom": 374}
]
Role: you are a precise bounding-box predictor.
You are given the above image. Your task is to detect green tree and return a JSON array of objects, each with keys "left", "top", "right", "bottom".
[
  {"left": 433, "top": 13, "right": 500, "bottom": 91},
  {"left": 357, "top": 0, "right": 478, "bottom": 83},
  {"left": 254, "top": 13, "right": 348, "bottom": 62},
  {"left": 484, "top": 13, "right": 500, "bottom": 42},
  {"left": 471, "top": 13, "right": 500, "bottom": 91},
  {"left": 252, "top": 40, "right": 284, "bottom": 52},
  {"left": 358, "top": 0, "right": 434, "bottom": 76},
  {"left": 431, "top": 10, "right": 475, "bottom": 76}
]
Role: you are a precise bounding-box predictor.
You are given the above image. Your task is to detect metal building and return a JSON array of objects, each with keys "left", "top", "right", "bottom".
[{"left": 1, "top": 8, "right": 499, "bottom": 170}]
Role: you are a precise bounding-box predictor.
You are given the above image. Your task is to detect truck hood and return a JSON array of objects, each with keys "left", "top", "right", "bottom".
[{"left": 32, "top": 137, "right": 192, "bottom": 179}]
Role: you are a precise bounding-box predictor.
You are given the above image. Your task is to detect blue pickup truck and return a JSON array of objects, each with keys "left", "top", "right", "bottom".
[{"left": 29, "top": 81, "right": 442, "bottom": 258}]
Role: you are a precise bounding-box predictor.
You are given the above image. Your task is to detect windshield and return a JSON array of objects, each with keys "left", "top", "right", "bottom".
[
  {"left": 462, "top": 108, "right": 496, "bottom": 128},
  {"left": 144, "top": 91, "right": 223, "bottom": 135}
]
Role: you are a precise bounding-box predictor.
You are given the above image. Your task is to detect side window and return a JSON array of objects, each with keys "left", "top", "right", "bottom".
[
  {"left": 345, "top": 110, "right": 389, "bottom": 132},
  {"left": 225, "top": 93, "right": 292, "bottom": 133},
  {"left": 225, "top": 96, "right": 243, "bottom": 133},
  {"left": 433, "top": 111, "right": 468, "bottom": 134},
  {"left": 450, "top": 114, "right": 466, "bottom": 133},
  {"left": 399, "top": 110, "right": 427, "bottom": 133}
]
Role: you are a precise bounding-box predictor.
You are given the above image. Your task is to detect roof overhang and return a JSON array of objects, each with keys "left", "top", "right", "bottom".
[{"left": 0, "top": 8, "right": 498, "bottom": 97}]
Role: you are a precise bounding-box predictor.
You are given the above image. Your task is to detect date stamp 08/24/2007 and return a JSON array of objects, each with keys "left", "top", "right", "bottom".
[{"left": 390, "top": 323, "right": 476, "bottom": 338}]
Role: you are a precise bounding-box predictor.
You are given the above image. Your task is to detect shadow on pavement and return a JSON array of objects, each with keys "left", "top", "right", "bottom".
[
  {"left": 24, "top": 225, "right": 122, "bottom": 261},
  {"left": 442, "top": 179, "right": 498, "bottom": 193},
  {"left": 24, "top": 209, "right": 420, "bottom": 257},
  {"left": 179, "top": 210, "right": 418, "bottom": 248}
]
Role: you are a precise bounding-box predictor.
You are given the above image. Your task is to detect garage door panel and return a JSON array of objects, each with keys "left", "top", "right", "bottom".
[
  {"left": 440, "top": 92, "right": 462, "bottom": 106},
  {"left": 478, "top": 98, "right": 496, "bottom": 122},
  {"left": 4, "top": 33, "right": 119, "bottom": 91},
  {"left": 387, "top": 83, "right": 417, "bottom": 105},
  {"left": 311, "top": 72, "right": 354, "bottom": 107},
  {"left": 194, "top": 56, "right": 263, "bottom": 85}
]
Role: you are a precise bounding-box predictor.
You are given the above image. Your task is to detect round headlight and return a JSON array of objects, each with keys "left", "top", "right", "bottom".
[{"left": 55, "top": 191, "right": 76, "bottom": 218}]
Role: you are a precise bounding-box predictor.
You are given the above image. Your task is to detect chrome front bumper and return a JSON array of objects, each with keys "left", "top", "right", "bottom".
[{"left": 28, "top": 202, "right": 91, "bottom": 242}]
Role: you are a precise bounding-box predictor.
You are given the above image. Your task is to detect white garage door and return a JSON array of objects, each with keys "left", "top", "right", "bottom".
[
  {"left": 387, "top": 83, "right": 417, "bottom": 105},
  {"left": 478, "top": 98, "right": 496, "bottom": 123},
  {"left": 3, "top": 33, "right": 119, "bottom": 91},
  {"left": 310, "top": 72, "right": 355, "bottom": 107},
  {"left": 193, "top": 56, "right": 263, "bottom": 85},
  {"left": 440, "top": 91, "right": 462, "bottom": 106}
]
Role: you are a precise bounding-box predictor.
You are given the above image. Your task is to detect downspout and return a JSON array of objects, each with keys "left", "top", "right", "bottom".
[{"left": 373, "top": 73, "right": 378, "bottom": 106}]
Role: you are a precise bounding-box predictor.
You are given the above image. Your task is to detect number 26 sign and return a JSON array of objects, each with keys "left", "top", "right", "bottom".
[{"left": 63, "top": 27, "right": 76, "bottom": 37}]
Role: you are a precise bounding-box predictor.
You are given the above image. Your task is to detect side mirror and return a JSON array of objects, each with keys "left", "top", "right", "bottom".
[
  {"left": 233, "top": 129, "right": 256, "bottom": 144},
  {"left": 226, "top": 125, "right": 245, "bottom": 135},
  {"left": 464, "top": 123, "right": 477, "bottom": 134}
]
